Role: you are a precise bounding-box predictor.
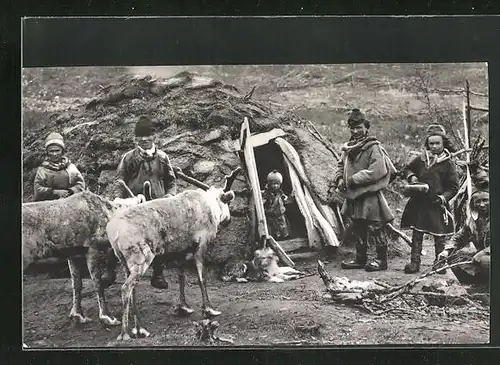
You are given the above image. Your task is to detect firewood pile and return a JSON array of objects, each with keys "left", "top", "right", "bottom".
[{"left": 318, "top": 259, "right": 489, "bottom": 320}]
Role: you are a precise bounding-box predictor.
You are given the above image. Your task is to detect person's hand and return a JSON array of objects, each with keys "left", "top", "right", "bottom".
[
  {"left": 53, "top": 189, "right": 70, "bottom": 198},
  {"left": 337, "top": 178, "right": 346, "bottom": 191},
  {"left": 409, "top": 175, "right": 418, "bottom": 184},
  {"left": 433, "top": 195, "right": 446, "bottom": 205},
  {"left": 437, "top": 250, "right": 449, "bottom": 262}
]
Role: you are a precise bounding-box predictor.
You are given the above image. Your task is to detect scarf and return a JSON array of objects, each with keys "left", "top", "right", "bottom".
[
  {"left": 423, "top": 148, "right": 452, "bottom": 168},
  {"left": 41, "top": 156, "right": 70, "bottom": 171},
  {"left": 137, "top": 143, "right": 157, "bottom": 161},
  {"left": 341, "top": 134, "right": 379, "bottom": 161}
]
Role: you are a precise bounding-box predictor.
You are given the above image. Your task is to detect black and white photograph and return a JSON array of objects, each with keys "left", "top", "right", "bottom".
[{"left": 21, "top": 61, "right": 490, "bottom": 347}]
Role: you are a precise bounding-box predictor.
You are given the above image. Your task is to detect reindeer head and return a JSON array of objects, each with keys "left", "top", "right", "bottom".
[
  {"left": 215, "top": 167, "right": 241, "bottom": 227},
  {"left": 173, "top": 166, "right": 240, "bottom": 226}
]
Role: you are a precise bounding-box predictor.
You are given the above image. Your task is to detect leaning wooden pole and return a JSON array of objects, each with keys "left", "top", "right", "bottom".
[{"left": 462, "top": 92, "right": 472, "bottom": 223}]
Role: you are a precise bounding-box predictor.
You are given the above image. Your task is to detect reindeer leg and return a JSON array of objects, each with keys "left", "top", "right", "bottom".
[
  {"left": 175, "top": 261, "right": 194, "bottom": 316},
  {"left": 86, "top": 247, "right": 120, "bottom": 327},
  {"left": 194, "top": 248, "right": 221, "bottom": 318},
  {"left": 117, "top": 266, "right": 137, "bottom": 341},
  {"left": 117, "top": 246, "right": 153, "bottom": 341},
  {"left": 131, "top": 286, "right": 150, "bottom": 338},
  {"left": 68, "top": 258, "right": 91, "bottom": 325}
]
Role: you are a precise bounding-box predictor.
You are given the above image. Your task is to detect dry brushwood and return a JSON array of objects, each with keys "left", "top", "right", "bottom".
[{"left": 318, "top": 258, "right": 476, "bottom": 308}]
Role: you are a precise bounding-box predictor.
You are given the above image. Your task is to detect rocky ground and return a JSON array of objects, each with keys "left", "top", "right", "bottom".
[{"left": 22, "top": 64, "right": 490, "bottom": 347}]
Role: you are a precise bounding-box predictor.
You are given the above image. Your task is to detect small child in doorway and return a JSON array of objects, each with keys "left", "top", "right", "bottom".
[{"left": 262, "top": 170, "right": 294, "bottom": 240}]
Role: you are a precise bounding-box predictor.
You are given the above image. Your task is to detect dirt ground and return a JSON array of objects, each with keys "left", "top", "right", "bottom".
[
  {"left": 22, "top": 238, "right": 489, "bottom": 348},
  {"left": 22, "top": 64, "right": 490, "bottom": 348}
]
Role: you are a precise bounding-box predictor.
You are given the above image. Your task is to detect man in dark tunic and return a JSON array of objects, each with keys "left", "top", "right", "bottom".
[
  {"left": 112, "top": 115, "right": 177, "bottom": 289},
  {"left": 334, "top": 109, "right": 396, "bottom": 272},
  {"left": 401, "top": 124, "right": 459, "bottom": 273}
]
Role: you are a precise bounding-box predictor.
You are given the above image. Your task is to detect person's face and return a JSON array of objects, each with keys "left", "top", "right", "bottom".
[
  {"left": 472, "top": 192, "right": 489, "bottom": 217},
  {"left": 350, "top": 124, "right": 367, "bottom": 139},
  {"left": 427, "top": 135, "right": 444, "bottom": 155},
  {"left": 46, "top": 145, "right": 64, "bottom": 162},
  {"left": 268, "top": 182, "right": 281, "bottom": 192},
  {"left": 136, "top": 135, "right": 154, "bottom": 150}
]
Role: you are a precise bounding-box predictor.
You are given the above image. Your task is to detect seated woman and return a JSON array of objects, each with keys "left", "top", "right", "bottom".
[
  {"left": 33, "top": 132, "right": 86, "bottom": 201},
  {"left": 437, "top": 182, "right": 490, "bottom": 286}
]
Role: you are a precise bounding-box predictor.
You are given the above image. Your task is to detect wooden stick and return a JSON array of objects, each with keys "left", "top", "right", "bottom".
[
  {"left": 467, "top": 104, "right": 489, "bottom": 112},
  {"left": 387, "top": 223, "right": 412, "bottom": 246},
  {"left": 173, "top": 168, "right": 210, "bottom": 191},
  {"left": 305, "top": 120, "right": 340, "bottom": 160},
  {"left": 267, "top": 236, "right": 295, "bottom": 267}
]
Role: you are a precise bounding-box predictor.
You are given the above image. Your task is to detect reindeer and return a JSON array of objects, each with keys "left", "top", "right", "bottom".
[
  {"left": 23, "top": 182, "right": 148, "bottom": 327},
  {"left": 106, "top": 168, "right": 240, "bottom": 341}
]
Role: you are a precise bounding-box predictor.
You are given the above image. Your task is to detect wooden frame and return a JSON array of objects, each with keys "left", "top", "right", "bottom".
[{"left": 239, "top": 117, "right": 295, "bottom": 267}]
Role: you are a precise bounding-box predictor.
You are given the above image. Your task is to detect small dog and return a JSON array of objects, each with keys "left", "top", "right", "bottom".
[{"left": 221, "top": 247, "right": 305, "bottom": 283}]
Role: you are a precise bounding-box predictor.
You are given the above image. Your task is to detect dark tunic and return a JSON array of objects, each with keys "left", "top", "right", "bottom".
[
  {"left": 114, "top": 148, "right": 177, "bottom": 199},
  {"left": 400, "top": 151, "right": 459, "bottom": 236}
]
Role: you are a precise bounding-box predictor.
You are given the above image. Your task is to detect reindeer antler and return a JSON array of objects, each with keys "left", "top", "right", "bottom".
[{"left": 223, "top": 167, "right": 242, "bottom": 192}]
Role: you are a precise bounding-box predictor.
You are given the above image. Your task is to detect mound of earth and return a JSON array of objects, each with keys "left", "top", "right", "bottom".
[{"left": 22, "top": 71, "right": 344, "bottom": 264}]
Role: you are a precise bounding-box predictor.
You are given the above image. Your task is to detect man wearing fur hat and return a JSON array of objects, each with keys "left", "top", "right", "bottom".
[
  {"left": 33, "top": 132, "right": 86, "bottom": 201},
  {"left": 334, "top": 109, "right": 396, "bottom": 272},
  {"left": 401, "top": 124, "right": 459, "bottom": 274},
  {"left": 112, "top": 115, "right": 177, "bottom": 289}
]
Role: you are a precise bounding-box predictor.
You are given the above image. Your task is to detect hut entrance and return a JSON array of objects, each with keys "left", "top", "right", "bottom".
[{"left": 253, "top": 142, "right": 308, "bottom": 241}]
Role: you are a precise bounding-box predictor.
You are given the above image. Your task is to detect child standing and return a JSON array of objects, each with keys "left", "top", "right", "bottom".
[{"left": 262, "top": 170, "right": 293, "bottom": 240}]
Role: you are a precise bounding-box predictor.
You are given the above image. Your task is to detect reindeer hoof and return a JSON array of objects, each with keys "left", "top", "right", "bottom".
[
  {"left": 203, "top": 307, "right": 222, "bottom": 318},
  {"left": 117, "top": 332, "right": 131, "bottom": 341},
  {"left": 175, "top": 305, "right": 195, "bottom": 316},
  {"left": 132, "top": 327, "right": 151, "bottom": 338},
  {"left": 100, "top": 315, "right": 121, "bottom": 326}
]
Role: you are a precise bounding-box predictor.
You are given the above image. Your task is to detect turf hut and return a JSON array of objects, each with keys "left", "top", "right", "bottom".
[{"left": 22, "top": 71, "right": 343, "bottom": 265}]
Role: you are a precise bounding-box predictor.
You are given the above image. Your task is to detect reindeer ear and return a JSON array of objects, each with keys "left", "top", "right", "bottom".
[{"left": 221, "top": 191, "right": 235, "bottom": 204}]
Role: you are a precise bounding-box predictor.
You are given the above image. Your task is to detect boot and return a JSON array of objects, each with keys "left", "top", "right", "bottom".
[
  {"left": 341, "top": 246, "right": 367, "bottom": 269},
  {"left": 434, "top": 236, "right": 446, "bottom": 274},
  {"left": 365, "top": 230, "right": 388, "bottom": 272},
  {"left": 151, "top": 258, "right": 169, "bottom": 289},
  {"left": 404, "top": 231, "right": 422, "bottom": 274}
]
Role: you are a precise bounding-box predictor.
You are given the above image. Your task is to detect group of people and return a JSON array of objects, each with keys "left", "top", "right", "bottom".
[
  {"left": 332, "top": 109, "right": 490, "bottom": 285},
  {"left": 33, "top": 109, "right": 490, "bottom": 288}
]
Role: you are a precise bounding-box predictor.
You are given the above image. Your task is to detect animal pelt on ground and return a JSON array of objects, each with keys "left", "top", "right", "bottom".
[{"left": 221, "top": 247, "right": 306, "bottom": 283}]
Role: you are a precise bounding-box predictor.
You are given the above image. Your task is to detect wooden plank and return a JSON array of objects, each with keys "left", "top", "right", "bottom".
[
  {"left": 267, "top": 236, "right": 295, "bottom": 267},
  {"left": 241, "top": 118, "right": 268, "bottom": 241},
  {"left": 247, "top": 128, "right": 286, "bottom": 148},
  {"left": 275, "top": 138, "right": 339, "bottom": 231},
  {"left": 277, "top": 237, "right": 309, "bottom": 252},
  {"left": 284, "top": 157, "right": 323, "bottom": 249}
]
